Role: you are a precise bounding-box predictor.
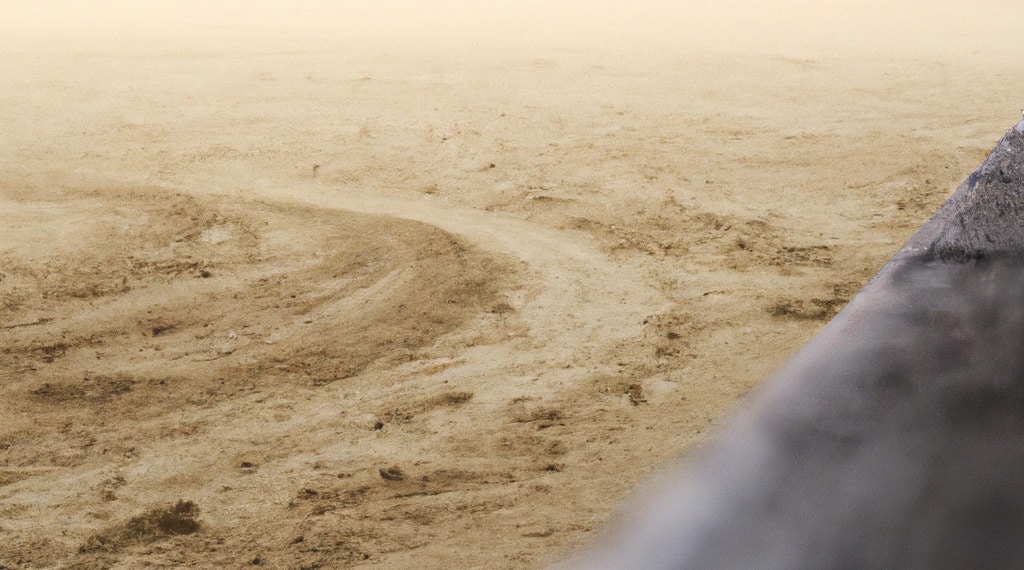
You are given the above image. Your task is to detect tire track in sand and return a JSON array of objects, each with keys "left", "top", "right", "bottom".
[
  {"left": 246, "top": 183, "right": 669, "bottom": 383},
  {"left": 0, "top": 182, "right": 671, "bottom": 569}
]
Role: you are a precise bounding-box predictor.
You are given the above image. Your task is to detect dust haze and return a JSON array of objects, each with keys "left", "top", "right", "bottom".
[
  {"left": 2, "top": 1, "right": 1024, "bottom": 568},
  {"left": 6, "top": 1, "right": 1024, "bottom": 55}
]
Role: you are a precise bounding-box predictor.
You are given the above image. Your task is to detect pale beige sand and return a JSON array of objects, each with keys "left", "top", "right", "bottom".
[{"left": 3, "top": 2, "right": 1024, "bottom": 568}]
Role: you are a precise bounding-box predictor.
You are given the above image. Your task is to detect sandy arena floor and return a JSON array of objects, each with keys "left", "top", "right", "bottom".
[{"left": 3, "top": 2, "right": 1024, "bottom": 568}]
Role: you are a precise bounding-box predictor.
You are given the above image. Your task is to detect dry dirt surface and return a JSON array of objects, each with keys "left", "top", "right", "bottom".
[{"left": 3, "top": 2, "right": 1024, "bottom": 568}]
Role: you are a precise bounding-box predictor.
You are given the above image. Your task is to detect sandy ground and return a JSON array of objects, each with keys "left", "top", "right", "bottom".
[{"left": 3, "top": 2, "right": 1024, "bottom": 568}]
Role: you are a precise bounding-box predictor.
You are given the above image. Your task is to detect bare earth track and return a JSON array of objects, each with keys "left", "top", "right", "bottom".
[{"left": 3, "top": 4, "right": 1024, "bottom": 567}]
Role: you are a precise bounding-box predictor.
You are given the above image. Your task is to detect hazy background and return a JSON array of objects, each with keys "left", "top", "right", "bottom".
[{"left": 5, "top": 0, "right": 1024, "bottom": 57}]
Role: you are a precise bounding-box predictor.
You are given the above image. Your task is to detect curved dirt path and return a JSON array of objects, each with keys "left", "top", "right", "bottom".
[
  {"left": 0, "top": 180, "right": 675, "bottom": 569},
  {"left": 246, "top": 182, "right": 670, "bottom": 382}
]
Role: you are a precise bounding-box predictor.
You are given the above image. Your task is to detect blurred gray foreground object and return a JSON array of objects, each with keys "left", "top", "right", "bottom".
[{"left": 558, "top": 120, "right": 1024, "bottom": 569}]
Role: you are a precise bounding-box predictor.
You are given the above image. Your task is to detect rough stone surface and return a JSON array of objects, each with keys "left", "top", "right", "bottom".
[{"left": 905, "top": 120, "right": 1024, "bottom": 263}]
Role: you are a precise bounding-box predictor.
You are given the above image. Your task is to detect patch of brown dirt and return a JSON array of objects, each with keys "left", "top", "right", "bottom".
[
  {"left": 0, "top": 184, "right": 516, "bottom": 568},
  {"left": 80, "top": 500, "right": 201, "bottom": 553}
]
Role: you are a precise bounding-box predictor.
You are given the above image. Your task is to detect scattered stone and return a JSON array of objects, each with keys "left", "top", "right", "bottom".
[{"left": 379, "top": 466, "right": 404, "bottom": 481}]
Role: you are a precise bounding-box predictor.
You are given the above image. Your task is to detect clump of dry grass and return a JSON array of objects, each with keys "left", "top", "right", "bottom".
[{"left": 80, "top": 500, "right": 200, "bottom": 553}]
